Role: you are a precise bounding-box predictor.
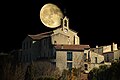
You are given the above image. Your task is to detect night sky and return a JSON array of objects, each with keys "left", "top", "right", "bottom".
[{"left": 0, "top": 0, "right": 120, "bottom": 52}]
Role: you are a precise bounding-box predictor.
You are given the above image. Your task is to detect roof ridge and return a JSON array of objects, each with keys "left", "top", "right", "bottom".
[{"left": 28, "top": 31, "right": 53, "bottom": 37}]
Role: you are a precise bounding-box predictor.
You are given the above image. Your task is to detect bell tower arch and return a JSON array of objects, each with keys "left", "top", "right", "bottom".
[{"left": 62, "top": 16, "right": 69, "bottom": 32}]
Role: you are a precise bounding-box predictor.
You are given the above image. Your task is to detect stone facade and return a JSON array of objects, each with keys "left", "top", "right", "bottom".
[
  {"left": 90, "top": 51, "right": 104, "bottom": 63},
  {"left": 91, "top": 42, "right": 118, "bottom": 54},
  {"left": 54, "top": 44, "right": 90, "bottom": 73},
  {"left": 103, "top": 50, "right": 120, "bottom": 62},
  {"left": 52, "top": 16, "right": 80, "bottom": 45},
  {"left": 84, "top": 51, "right": 105, "bottom": 73},
  {"left": 21, "top": 32, "right": 54, "bottom": 62},
  {"left": 114, "top": 50, "right": 120, "bottom": 61}
]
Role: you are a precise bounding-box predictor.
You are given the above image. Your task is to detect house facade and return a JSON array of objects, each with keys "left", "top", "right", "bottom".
[
  {"left": 53, "top": 44, "right": 90, "bottom": 73},
  {"left": 20, "top": 31, "right": 54, "bottom": 62},
  {"left": 103, "top": 50, "right": 120, "bottom": 62},
  {"left": 91, "top": 42, "right": 120, "bottom": 62},
  {"left": 91, "top": 42, "right": 118, "bottom": 55},
  {"left": 84, "top": 51, "right": 107, "bottom": 73}
]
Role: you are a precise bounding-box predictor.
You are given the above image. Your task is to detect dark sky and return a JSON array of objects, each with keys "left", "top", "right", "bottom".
[{"left": 0, "top": 0, "right": 120, "bottom": 52}]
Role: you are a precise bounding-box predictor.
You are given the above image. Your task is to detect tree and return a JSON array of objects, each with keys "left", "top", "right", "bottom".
[
  {"left": 88, "top": 67, "right": 99, "bottom": 80},
  {"left": 110, "top": 61, "right": 120, "bottom": 80},
  {"left": 25, "top": 61, "right": 61, "bottom": 80},
  {"left": 13, "top": 63, "right": 27, "bottom": 80},
  {"left": 88, "top": 62, "right": 120, "bottom": 80},
  {"left": 0, "top": 52, "right": 27, "bottom": 80}
]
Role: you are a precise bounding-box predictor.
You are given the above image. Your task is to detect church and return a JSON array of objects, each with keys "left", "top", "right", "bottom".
[
  {"left": 18, "top": 15, "right": 110, "bottom": 74},
  {"left": 17, "top": 3, "right": 113, "bottom": 75},
  {"left": 21, "top": 16, "right": 88, "bottom": 69}
]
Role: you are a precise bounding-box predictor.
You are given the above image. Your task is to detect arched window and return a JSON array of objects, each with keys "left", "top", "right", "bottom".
[
  {"left": 84, "top": 64, "right": 88, "bottom": 70},
  {"left": 95, "top": 57, "right": 97, "bottom": 63},
  {"left": 54, "top": 41, "right": 57, "bottom": 44},
  {"left": 64, "top": 20, "right": 67, "bottom": 27}
]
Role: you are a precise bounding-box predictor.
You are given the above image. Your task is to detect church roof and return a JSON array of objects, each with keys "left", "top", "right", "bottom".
[
  {"left": 69, "top": 28, "right": 78, "bottom": 33},
  {"left": 28, "top": 31, "right": 53, "bottom": 40},
  {"left": 54, "top": 44, "right": 90, "bottom": 51},
  {"left": 58, "top": 26, "right": 78, "bottom": 33},
  {"left": 51, "top": 33, "right": 69, "bottom": 37}
]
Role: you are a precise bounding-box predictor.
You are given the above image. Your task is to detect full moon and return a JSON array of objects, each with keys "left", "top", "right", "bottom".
[{"left": 40, "top": 3, "right": 63, "bottom": 28}]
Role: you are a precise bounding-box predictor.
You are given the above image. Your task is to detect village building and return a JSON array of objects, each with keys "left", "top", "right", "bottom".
[
  {"left": 18, "top": 16, "right": 112, "bottom": 75},
  {"left": 91, "top": 42, "right": 120, "bottom": 62}
]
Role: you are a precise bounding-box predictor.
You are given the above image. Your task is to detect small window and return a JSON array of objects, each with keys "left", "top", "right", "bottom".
[
  {"left": 32, "top": 41, "right": 36, "bottom": 44},
  {"left": 30, "top": 41, "right": 31, "bottom": 48},
  {"left": 23, "top": 43, "right": 25, "bottom": 50},
  {"left": 84, "top": 64, "right": 88, "bottom": 70},
  {"left": 88, "top": 51, "right": 91, "bottom": 62},
  {"left": 53, "top": 51, "right": 56, "bottom": 59},
  {"left": 44, "top": 39, "right": 46, "bottom": 45},
  {"left": 64, "top": 20, "right": 67, "bottom": 27},
  {"left": 54, "top": 41, "right": 57, "bottom": 44},
  {"left": 26, "top": 42, "right": 28, "bottom": 49},
  {"left": 95, "top": 57, "right": 97, "bottom": 63},
  {"left": 106, "top": 54, "right": 109, "bottom": 62},
  {"left": 84, "top": 53, "right": 87, "bottom": 62},
  {"left": 67, "top": 51, "right": 72, "bottom": 61},
  {"left": 67, "top": 62, "right": 72, "bottom": 70},
  {"left": 51, "top": 62, "right": 56, "bottom": 67}
]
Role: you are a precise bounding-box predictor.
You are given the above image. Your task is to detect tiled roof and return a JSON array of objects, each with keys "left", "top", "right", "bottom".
[
  {"left": 51, "top": 33, "right": 69, "bottom": 37},
  {"left": 54, "top": 44, "right": 90, "bottom": 51},
  {"left": 28, "top": 31, "right": 53, "bottom": 40}
]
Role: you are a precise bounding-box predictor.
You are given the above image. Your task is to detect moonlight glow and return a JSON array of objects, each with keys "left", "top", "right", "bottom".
[{"left": 40, "top": 3, "right": 63, "bottom": 28}]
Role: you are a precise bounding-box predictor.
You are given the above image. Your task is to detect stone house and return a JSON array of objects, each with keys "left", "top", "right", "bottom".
[
  {"left": 91, "top": 42, "right": 118, "bottom": 55},
  {"left": 103, "top": 50, "right": 120, "bottom": 62},
  {"left": 20, "top": 31, "right": 54, "bottom": 62},
  {"left": 84, "top": 51, "right": 110, "bottom": 73},
  {"left": 91, "top": 42, "right": 120, "bottom": 63},
  {"left": 53, "top": 44, "right": 90, "bottom": 73}
]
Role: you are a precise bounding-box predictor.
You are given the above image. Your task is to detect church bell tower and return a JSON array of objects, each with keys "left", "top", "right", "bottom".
[{"left": 62, "top": 16, "right": 69, "bottom": 33}]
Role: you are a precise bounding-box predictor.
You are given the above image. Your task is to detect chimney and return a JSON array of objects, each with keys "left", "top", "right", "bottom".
[
  {"left": 112, "top": 42, "right": 114, "bottom": 46},
  {"left": 112, "top": 42, "right": 118, "bottom": 51}
]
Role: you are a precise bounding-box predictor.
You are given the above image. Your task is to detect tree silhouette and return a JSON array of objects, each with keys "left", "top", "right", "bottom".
[{"left": 88, "top": 61, "right": 120, "bottom": 80}]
